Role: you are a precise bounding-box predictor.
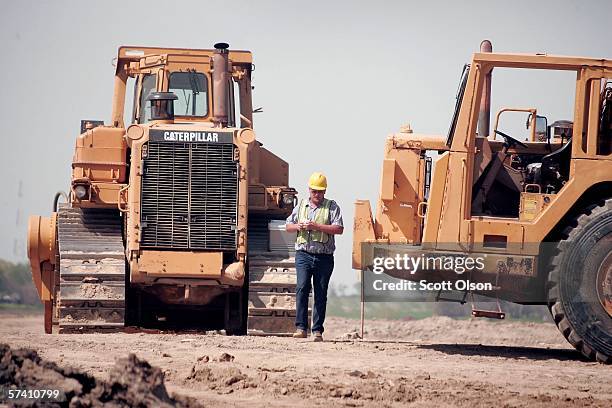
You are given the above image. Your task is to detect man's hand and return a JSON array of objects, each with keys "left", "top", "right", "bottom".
[
  {"left": 286, "top": 222, "right": 316, "bottom": 232},
  {"left": 285, "top": 223, "right": 300, "bottom": 233},
  {"left": 301, "top": 221, "right": 317, "bottom": 231},
  {"left": 286, "top": 222, "right": 343, "bottom": 235}
]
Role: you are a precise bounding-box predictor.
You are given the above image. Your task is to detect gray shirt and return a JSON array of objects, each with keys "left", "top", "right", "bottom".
[{"left": 286, "top": 199, "right": 343, "bottom": 254}]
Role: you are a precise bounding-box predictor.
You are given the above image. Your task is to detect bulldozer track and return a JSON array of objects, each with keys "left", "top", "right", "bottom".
[
  {"left": 57, "top": 206, "right": 126, "bottom": 332},
  {"left": 247, "top": 252, "right": 308, "bottom": 336}
]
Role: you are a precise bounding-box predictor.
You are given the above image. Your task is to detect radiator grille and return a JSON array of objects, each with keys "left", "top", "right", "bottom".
[{"left": 140, "top": 141, "right": 238, "bottom": 250}]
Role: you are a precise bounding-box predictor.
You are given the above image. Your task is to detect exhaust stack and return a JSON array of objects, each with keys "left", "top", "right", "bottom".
[
  {"left": 212, "top": 42, "right": 230, "bottom": 127},
  {"left": 478, "top": 40, "right": 492, "bottom": 137}
]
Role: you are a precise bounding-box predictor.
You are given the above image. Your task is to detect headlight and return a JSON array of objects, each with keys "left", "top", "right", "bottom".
[
  {"left": 74, "top": 185, "right": 88, "bottom": 200},
  {"left": 282, "top": 193, "right": 295, "bottom": 206}
]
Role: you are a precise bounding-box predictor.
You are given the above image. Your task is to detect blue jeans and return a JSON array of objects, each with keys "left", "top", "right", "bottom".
[{"left": 295, "top": 250, "right": 334, "bottom": 333}]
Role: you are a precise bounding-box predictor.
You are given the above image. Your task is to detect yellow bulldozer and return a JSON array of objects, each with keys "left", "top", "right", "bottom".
[
  {"left": 28, "top": 43, "right": 299, "bottom": 335},
  {"left": 353, "top": 42, "right": 612, "bottom": 362}
]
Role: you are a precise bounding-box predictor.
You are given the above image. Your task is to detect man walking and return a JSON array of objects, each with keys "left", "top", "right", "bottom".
[{"left": 286, "top": 172, "right": 343, "bottom": 342}]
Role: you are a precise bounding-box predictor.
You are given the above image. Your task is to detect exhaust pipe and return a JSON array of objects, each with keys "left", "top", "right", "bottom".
[
  {"left": 478, "top": 40, "right": 492, "bottom": 137},
  {"left": 212, "top": 42, "right": 230, "bottom": 127}
]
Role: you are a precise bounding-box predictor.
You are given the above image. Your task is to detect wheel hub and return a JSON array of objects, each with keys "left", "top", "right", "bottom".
[{"left": 597, "top": 251, "right": 612, "bottom": 318}]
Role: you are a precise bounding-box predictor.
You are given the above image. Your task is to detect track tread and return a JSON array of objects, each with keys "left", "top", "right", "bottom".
[
  {"left": 57, "top": 206, "right": 126, "bottom": 332},
  {"left": 247, "top": 252, "right": 310, "bottom": 335}
]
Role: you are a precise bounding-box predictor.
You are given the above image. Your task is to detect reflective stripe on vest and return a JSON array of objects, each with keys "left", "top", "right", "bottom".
[{"left": 296, "top": 198, "right": 331, "bottom": 244}]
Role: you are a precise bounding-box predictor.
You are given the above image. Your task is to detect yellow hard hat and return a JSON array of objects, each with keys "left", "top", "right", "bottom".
[{"left": 308, "top": 172, "right": 327, "bottom": 190}]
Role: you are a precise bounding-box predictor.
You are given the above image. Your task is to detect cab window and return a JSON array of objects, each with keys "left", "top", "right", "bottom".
[
  {"left": 169, "top": 71, "right": 209, "bottom": 117},
  {"left": 138, "top": 74, "right": 157, "bottom": 123}
]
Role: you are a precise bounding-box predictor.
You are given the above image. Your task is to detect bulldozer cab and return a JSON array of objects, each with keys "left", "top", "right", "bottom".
[
  {"left": 110, "top": 46, "right": 254, "bottom": 130},
  {"left": 132, "top": 54, "right": 214, "bottom": 124}
]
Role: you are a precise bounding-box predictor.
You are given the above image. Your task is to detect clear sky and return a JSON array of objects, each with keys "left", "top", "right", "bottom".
[{"left": 1, "top": 0, "right": 611, "bottom": 291}]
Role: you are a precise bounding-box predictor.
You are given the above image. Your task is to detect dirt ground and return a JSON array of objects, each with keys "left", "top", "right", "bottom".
[{"left": 1, "top": 312, "right": 610, "bottom": 407}]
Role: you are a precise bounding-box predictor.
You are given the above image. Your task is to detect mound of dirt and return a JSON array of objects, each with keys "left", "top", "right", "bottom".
[
  {"left": 0, "top": 343, "right": 200, "bottom": 407},
  {"left": 187, "top": 363, "right": 247, "bottom": 388}
]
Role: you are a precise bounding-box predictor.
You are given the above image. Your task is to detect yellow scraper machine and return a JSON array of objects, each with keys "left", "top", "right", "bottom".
[{"left": 353, "top": 41, "right": 612, "bottom": 363}]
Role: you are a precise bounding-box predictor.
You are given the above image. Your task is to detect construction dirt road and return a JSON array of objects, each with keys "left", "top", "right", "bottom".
[{"left": 1, "top": 312, "right": 611, "bottom": 407}]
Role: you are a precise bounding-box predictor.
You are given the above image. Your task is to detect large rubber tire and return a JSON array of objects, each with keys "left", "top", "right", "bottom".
[{"left": 548, "top": 199, "right": 612, "bottom": 363}]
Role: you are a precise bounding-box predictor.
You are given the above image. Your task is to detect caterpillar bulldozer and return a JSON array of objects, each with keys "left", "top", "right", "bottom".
[
  {"left": 353, "top": 41, "right": 612, "bottom": 362},
  {"left": 27, "top": 43, "right": 300, "bottom": 335}
]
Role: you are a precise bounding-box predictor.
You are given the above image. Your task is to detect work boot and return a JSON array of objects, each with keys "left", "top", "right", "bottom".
[
  {"left": 292, "top": 329, "right": 307, "bottom": 338},
  {"left": 313, "top": 331, "right": 323, "bottom": 342}
]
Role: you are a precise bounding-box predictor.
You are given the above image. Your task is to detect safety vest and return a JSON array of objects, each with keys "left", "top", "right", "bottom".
[{"left": 296, "top": 198, "right": 331, "bottom": 244}]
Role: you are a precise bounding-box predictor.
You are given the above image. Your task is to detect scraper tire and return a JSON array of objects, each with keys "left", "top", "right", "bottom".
[{"left": 547, "top": 199, "right": 612, "bottom": 363}]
